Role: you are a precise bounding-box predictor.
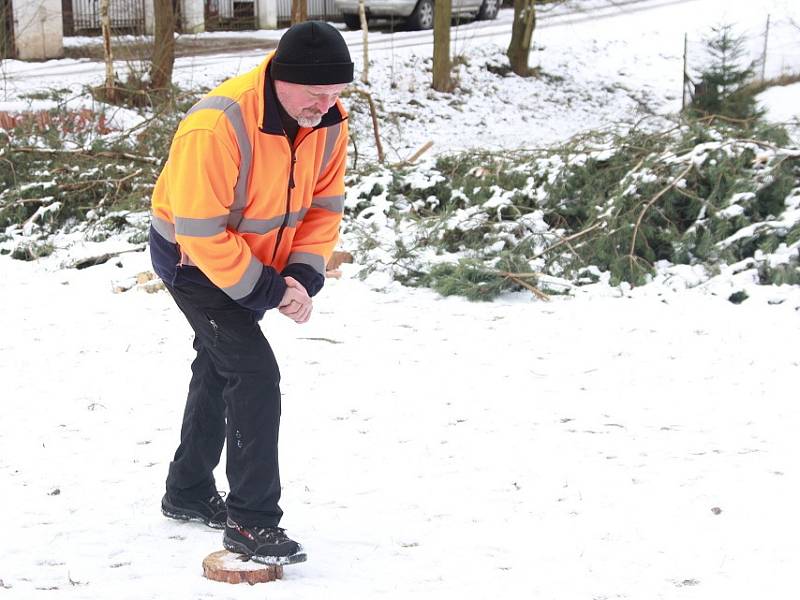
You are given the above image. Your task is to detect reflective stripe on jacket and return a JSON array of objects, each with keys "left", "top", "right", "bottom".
[{"left": 149, "top": 52, "right": 348, "bottom": 312}]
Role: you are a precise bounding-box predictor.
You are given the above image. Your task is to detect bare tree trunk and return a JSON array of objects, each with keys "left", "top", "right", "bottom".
[
  {"left": 100, "top": 0, "right": 115, "bottom": 102},
  {"left": 291, "top": 0, "right": 308, "bottom": 25},
  {"left": 507, "top": 0, "right": 536, "bottom": 76},
  {"left": 151, "top": 0, "right": 175, "bottom": 92},
  {"left": 1, "top": 0, "right": 14, "bottom": 59},
  {"left": 359, "top": 0, "right": 369, "bottom": 84},
  {"left": 348, "top": 88, "right": 385, "bottom": 163},
  {"left": 61, "top": 0, "right": 75, "bottom": 36},
  {"left": 432, "top": 0, "right": 451, "bottom": 91}
]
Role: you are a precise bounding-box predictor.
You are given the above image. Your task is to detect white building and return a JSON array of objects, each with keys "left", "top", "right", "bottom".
[{"left": 9, "top": 0, "right": 64, "bottom": 60}]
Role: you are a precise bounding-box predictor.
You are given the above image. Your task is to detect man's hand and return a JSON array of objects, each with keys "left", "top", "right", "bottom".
[{"left": 278, "top": 277, "right": 312, "bottom": 324}]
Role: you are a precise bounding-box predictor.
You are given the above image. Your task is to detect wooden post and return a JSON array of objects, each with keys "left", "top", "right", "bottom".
[
  {"left": 761, "top": 14, "right": 770, "bottom": 82},
  {"left": 682, "top": 32, "right": 688, "bottom": 111}
]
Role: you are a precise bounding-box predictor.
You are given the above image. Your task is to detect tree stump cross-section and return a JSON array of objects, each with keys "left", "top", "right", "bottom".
[{"left": 202, "top": 550, "right": 283, "bottom": 585}]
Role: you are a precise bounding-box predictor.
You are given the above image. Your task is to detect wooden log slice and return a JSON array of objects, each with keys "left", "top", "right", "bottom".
[{"left": 202, "top": 550, "right": 283, "bottom": 585}]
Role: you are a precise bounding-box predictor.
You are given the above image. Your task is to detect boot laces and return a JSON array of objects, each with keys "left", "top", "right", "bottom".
[
  {"left": 207, "top": 491, "right": 226, "bottom": 513},
  {"left": 254, "top": 526, "right": 286, "bottom": 540}
]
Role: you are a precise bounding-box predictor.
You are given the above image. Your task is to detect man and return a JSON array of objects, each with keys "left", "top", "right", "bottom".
[{"left": 149, "top": 21, "right": 353, "bottom": 565}]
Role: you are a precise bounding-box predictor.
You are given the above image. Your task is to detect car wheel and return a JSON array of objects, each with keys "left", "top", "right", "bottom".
[
  {"left": 476, "top": 0, "right": 500, "bottom": 20},
  {"left": 407, "top": 0, "right": 434, "bottom": 30},
  {"left": 343, "top": 13, "right": 362, "bottom": 29}
]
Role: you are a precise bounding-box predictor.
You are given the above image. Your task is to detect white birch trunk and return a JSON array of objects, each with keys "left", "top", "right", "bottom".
[
  {"left": 100, "top": 0, "right": 115, "bottom": 102},
  {"left": 359, "top": 0, "right": 369, "bottom": 84}
]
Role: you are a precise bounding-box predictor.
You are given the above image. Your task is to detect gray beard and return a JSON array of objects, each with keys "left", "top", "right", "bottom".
[{"left": 297, "top": 114, "right": 323, "bottom": 128}]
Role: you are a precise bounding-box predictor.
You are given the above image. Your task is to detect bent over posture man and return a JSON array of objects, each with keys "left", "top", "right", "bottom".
[{"left": 149, "top": 21, "right": 353, "bottom": 564}]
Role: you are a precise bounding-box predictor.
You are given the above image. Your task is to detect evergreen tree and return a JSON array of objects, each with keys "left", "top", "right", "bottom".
[{"left": 691, "top": 24, "right": 762, "bottom": 120}]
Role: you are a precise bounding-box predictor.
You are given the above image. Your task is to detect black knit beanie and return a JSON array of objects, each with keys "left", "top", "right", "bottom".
[{"left": 271, "top": 21, "right": 354, "bottom": 85}]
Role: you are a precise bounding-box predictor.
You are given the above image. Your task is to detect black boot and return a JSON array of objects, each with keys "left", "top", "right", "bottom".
[
  {"left": 223, "top": 519, "right": 307, "bottom": 565},
  {"left": 161, "top": 492, "right": 227, "bottom": 529}
]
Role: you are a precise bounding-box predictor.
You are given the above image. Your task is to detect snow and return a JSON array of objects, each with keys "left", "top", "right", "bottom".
[
  {"left": 758, "top": 81, "right": 800, "bottom": 123},
  {"left": 1, "top": 0, "right": 800, "bottom": 597},
  {"left": 1, "top": 252, "right": 798, "bottom": 599}
]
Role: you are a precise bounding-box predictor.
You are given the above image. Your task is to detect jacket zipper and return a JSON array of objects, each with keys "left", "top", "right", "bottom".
[
  {"left": 271, "top": 129, "right": 315, "bottom": 263},
  {"left": 268, "top": 114, "right": 348, "bottom": 263},
  {"left": 271, "top": 144, "right": 296, "bottom": 262}
]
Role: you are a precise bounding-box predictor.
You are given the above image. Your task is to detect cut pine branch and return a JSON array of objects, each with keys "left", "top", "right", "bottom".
[
  {"left": 10, "top": 147, "right": 160, "bottom": 165},
  {"left": 501, "top": 272, "right": 551, "bottom": 301},
  {"left": 628, "top": 163, "right": 693, "bottom": 260},
  {"left": 529, "top": 221, "right": 606, "bottom": 262},
  {"left": 394, "top": 141, "right": 433, "bottom": 167}
]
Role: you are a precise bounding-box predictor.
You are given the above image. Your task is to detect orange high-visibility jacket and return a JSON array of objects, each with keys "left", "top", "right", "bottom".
[{"left": 149, "top": 52, "right": 348, "bottom": 313}]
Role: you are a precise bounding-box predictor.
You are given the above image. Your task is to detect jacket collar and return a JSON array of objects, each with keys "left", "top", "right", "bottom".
[{"left": 258, "top": 52, "right": 347, "bottom": 136}]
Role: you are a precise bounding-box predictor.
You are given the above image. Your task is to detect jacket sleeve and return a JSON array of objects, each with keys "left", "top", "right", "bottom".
[
  {"left": 281, "top": 121, "right": 348, "bottom": 297},
  {"left": 167, "top": 128, "right": 287, "bottom": 311}
]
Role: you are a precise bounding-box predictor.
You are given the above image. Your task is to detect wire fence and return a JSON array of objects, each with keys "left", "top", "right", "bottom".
[
  {"left": 64, "top": 0, "right": 345, "bottom": 35},
  {"left": 68, "top": 0, "right": 148, "bottom": 34},
  {"left": 275, "top": 0, "right": 342, "bottom": 25},
  {"left": 682, "top": 15, "right": 800, "bottom": 109},
  {"left": 208, "top": 0, "right": 342, "bottom": 29}
]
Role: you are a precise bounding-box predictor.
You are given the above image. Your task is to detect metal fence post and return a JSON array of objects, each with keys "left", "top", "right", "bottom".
[
  {"left": 682, "top": 32, "right": 688, "bottom": 111},
  {"left": 761, "top": 14, "right": 770, "bottom": 81}
]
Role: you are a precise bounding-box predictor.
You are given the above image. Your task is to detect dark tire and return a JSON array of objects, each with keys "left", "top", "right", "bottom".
[
  {"left": 476, "top": 0, "right": 500, "bottom": 20},
  {"left": 342, "top": 13, "right": 362, "bottom": 29},
  {"left": 407, "top": 0, "right": 434, "bottom": 30}
]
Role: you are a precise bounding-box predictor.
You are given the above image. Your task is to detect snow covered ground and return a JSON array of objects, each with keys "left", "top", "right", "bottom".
[
  {"left": 1, "top": 249, "right": 799, "bottom": 599},
  {"left": 1, "top": 0, "right": 799, "bottom": 597},
  {"left": 759, "top": 81, "right": 800, "bottom": 125}
]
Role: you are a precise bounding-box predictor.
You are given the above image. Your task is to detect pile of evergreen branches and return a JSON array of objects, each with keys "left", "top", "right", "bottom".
[
  {"left": 342, "top": 117, "right": 799, "bottom": 300},
  {"left": 0, "top": 91, "right": 198, "bottom": 260}
]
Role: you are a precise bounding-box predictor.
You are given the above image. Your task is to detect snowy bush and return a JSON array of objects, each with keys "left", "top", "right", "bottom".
[{"left": 341, "top": 118, "right": 800, "bottom": 299}]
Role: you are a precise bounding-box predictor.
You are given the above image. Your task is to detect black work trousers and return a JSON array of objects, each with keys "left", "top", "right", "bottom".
[{"left": 164, "top": 277, "right": 283, "bottom": 528}]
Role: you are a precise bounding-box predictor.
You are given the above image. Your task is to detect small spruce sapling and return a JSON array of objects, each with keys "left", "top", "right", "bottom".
[{"left": 690, "top": 24, "right": 763, "bottom": 121}]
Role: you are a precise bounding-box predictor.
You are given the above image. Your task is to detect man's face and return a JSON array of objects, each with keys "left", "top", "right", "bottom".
[{"left": 274, "top": 81, "right": 347, "bottom": 128}]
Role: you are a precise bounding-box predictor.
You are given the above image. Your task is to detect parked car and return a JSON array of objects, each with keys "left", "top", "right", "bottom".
[{"left": 335, "top": 0, "right": 501, "bottom": 31}]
